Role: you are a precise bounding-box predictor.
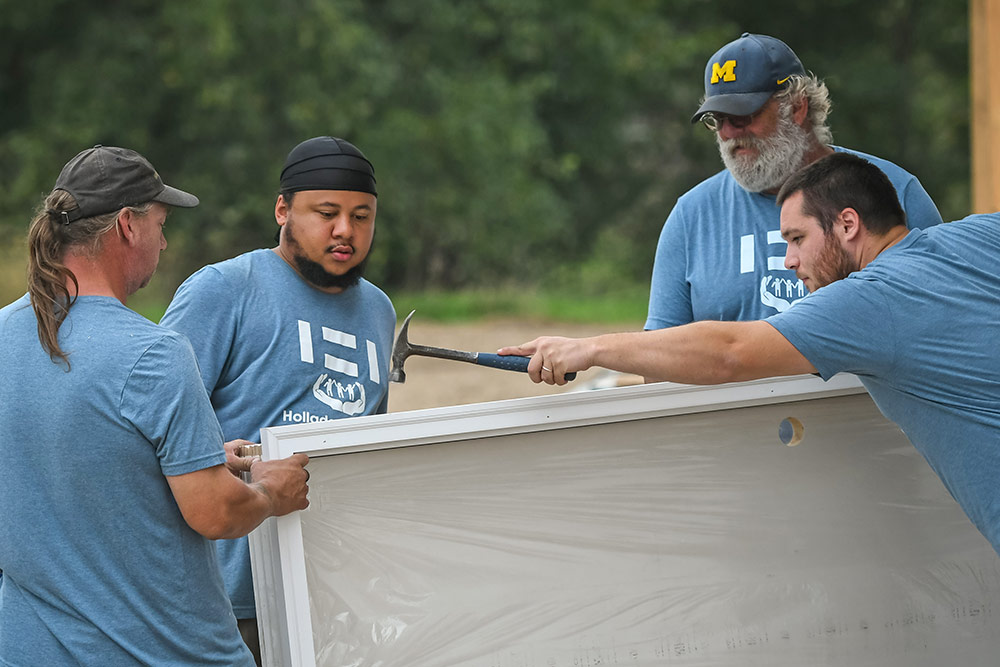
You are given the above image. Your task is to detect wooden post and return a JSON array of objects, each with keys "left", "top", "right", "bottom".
[{"left": 971, "top": 0, "right": 1000, "bottom": 213}]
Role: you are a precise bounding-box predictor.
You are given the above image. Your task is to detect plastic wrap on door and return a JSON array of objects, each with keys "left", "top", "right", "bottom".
[{"left": 297, "top": 394, "right": 1000, "bottom": 666}]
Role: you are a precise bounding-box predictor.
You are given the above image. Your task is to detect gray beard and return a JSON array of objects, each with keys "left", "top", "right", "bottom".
[{"left": 717, "top": 105, "right": 812, "bottom": 193}]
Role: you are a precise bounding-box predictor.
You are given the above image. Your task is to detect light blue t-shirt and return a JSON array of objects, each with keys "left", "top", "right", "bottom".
[
  {"left": 0, "top": 296, "right": 252, "bottom": 666},
  {"left": 161, "top": 248, "right": 396, "bottom": 618},
  {"left": 645, "top": 147, "right": 943, "bottom": 329},
  {"left": 768, "top": 214, "right": 1000, "bottom": 554}
]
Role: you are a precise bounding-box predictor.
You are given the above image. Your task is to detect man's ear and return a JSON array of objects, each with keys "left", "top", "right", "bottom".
[
  {"left": 116, "top": 208, "right": 139, "bottom": 245},
  {"left": 839, "top": 207, "right": 862, "bottom": 241},
  {"left": 792, "top": 96, "right": 810, "bottom": 127},
  {"left": 275, "top": 194, "right": 290, "bottom": 227}
]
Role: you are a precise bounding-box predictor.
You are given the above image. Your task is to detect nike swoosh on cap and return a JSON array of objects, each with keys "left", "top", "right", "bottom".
[{"left": 777, "top": 76, "right": 791, "bottom": 85}]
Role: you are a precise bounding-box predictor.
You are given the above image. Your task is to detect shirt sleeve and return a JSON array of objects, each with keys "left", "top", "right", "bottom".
[
  {"left": 120, "top": 334, "right": 226, "bottom": 477},
  {"left": 898, "top": 177, "right": 944, "bottom": 231},
  {"left": 645, "top": 205, "right": 694, "bottom": 330},
  {"left": 766, "top": 278, "right": 899, "bottom": 382},
  {"left": 160, "top": 267, "right": 239, "bottom": 394}
]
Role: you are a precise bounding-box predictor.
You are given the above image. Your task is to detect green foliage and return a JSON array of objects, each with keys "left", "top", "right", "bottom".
[{"left": 0, "top": 0, "right": 971, "bottom": 309}]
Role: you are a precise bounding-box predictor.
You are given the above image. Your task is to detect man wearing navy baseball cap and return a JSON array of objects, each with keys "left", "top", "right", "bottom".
[
  {"left": 160, "top": 136, "right": 395, "bottom": 664},
  {"left": 644, "top": 33, "right": 943, "bottom": 348},
  {"left": 691, "top": 32, "right": 806, "bottom": 124}
]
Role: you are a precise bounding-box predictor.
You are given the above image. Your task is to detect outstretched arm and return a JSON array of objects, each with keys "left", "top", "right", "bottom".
[{"left": 498, "top": 320, "right": 815, "bottom": 385}]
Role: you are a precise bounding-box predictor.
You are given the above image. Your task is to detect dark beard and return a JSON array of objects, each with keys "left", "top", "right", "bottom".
[
  {"left": 291, "top": 253, "right": 368, "bottom": 290},
  {"left": 284, "top": 221, "right": 371, "bottom": 291}
]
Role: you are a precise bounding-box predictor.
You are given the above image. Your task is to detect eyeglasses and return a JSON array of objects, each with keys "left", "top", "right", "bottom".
[{"left": 701, "top": 107, "right": 766, "bottom": 131}]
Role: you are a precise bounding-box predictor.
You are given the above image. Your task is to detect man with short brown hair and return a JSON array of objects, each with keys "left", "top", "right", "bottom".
[{"left": 503, "top": 152, "right": 1000, "bottom": 557}]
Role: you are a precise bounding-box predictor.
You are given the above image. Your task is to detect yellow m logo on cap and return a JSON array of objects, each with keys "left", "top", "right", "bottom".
[{"left": 711, "top": 60, "right": 737, "bottom": 84}]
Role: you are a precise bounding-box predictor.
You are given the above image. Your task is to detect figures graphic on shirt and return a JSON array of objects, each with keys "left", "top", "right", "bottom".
[
  {"left": 296, "top": 320, "right": 381, "bottom": 416},
  {"left": 312, "top": 373, "right": 366, "bottom": 416},
  {"left": 760, "top": 275, "right": 806, "bottom": 313}
]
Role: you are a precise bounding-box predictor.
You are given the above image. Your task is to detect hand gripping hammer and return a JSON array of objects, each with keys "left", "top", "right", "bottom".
[{"left": 389, "top": 310, "right": 576, "bottom": 383}]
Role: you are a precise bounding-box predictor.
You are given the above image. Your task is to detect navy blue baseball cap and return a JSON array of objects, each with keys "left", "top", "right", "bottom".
[{"left": 691, "top": 33, "right": 805, "bottom": 124}]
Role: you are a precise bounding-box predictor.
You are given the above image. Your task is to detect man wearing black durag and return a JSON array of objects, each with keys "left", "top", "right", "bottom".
[{"left": 161, "top": 137, "right": 396, "bottom": 663}]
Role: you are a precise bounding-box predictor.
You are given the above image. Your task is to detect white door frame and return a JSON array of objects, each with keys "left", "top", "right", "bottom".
[{"left": 249, "top": 374, "right": 870, "bottom": 666}]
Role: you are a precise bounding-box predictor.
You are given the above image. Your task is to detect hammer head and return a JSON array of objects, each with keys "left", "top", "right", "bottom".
[{"left": 389, "top": 310, "right": 416, "bottom": 383}]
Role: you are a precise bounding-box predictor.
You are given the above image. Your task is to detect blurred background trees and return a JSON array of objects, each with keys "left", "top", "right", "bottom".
[{"left": 0, "top": 0, "right": 970, "bottom": 306}]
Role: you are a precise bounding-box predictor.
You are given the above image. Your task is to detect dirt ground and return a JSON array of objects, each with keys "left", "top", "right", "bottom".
[{"left": 386, "top": 317, "right": 645, "bottom": 413}]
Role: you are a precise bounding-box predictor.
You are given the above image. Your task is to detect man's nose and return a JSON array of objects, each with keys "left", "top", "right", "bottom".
[
  {"left": 331, "top": 213, "right": 352, "bottom": 237},
  {"left": 717, "top": 119, "right": 750, "bottom": 140},
  {"left": 784, "top": 247, "right": 798, "bottom": 270}
]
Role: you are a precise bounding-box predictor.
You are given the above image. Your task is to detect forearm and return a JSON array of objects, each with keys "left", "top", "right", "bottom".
[
  {"left": 168, "top": 454, "right": 310, "bottom": 540},
  {"left": 589, "top": 322, "right": 756, "bottom": 385},
  {"left": 503, "top": 320, "right": 815, "bottom": 385},
  {"left": 212, "top": 478, "right": 278, "bottom": 540},
  {"left": 172, "top": 470, "right": 275, "bottom": 540}
]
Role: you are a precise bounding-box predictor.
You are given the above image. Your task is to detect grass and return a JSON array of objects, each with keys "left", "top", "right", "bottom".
[
  {"left": 123, "top": 287, "right": 650, "bottom": 325},
  {"left": 390, "top": 286, "right": 650, "bottom": 325},
  {"left": 0, "top": 232, "right": 650, "bottom": 326},
  {"left": 129, "top": 293, "right": 171, "bottom": 323},
  {"left": 5, "top": 281, "right": 650, "bottom": 326},
  {"left": 0, "top": 240, "right": 27, "bottom": 305},
  {"left": 2, "top": 232, "right": 650, "bottom": 325}
]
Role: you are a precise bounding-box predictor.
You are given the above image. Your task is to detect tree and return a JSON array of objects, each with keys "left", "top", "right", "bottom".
[{"left": 0, "top": 0, "right": 970, "bottom": 306}]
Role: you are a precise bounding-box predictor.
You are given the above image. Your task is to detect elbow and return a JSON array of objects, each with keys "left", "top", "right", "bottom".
[
  {"left": 185, "top": 514, "right": 232, "bottom": 541},
  {"left": 715, "top": 340, "right": 757, "bottom": 384},
  {"left": 169, "top": 466, "right": 264, "bottom": 540},
  {"left": 199, "top": 522, "right": 244, "bottom": 542},
  {"left": 183, "top": 504, "right": 250, "bottom": 541}
]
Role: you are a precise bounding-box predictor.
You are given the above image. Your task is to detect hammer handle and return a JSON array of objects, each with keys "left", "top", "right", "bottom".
[{"left": 475, "top": 353, "right": 577, "bottom": 381}]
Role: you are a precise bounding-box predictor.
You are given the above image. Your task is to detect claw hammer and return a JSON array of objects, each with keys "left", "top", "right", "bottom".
[{"left": 389, "top": 310, "right": 576, "bottom": 383}]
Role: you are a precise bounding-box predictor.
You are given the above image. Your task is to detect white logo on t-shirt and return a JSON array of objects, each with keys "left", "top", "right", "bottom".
[
  {"left": 740, "top": 233, "right": 806, "bottom": 312},
  {"left": 295, "top": 320, "right": 381, "bottom": 416},
  {"left": 760, "top": 275, "right": 806, "bottom": 312},
  {"left": 312, "top": 373, "right": 366, "bottom": 416}
]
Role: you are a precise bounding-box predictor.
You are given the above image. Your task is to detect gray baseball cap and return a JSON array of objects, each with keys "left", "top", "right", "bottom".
[
  {"left": 691, "top": 33, "right": 805, "bottom": 123},
  {"left": 53, "top": 145, "right": 199, "bottom": 223}
]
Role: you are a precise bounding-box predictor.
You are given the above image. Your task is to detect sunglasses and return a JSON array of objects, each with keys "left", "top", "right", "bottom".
[{"left": 700, "top": 105, "right": 768, "bottom": 131}]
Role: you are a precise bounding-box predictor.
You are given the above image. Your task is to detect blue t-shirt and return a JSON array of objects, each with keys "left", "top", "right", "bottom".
[
  {"left": 645, "top": 147, "right": 943, "bottom": 329},
  {"left": 767, "top": 214, "right": 1000, "bottom": 554},
  {"left": 0, "top": 296, "right": 252, "bottom": 666},
  {"left": 160, "top": 248, "right": 396, "bottom": 618}
]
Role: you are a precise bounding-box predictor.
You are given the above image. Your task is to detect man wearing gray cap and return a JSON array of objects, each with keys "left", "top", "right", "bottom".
[
  {"left": 161, "top": 136, "right": 396, "bottom": 662},
  {"left": 645, "top": 33, "right": 942, "bottom": 337},
  {"left": 0, "top": 146, "right": 310, "bottom": 665}
]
